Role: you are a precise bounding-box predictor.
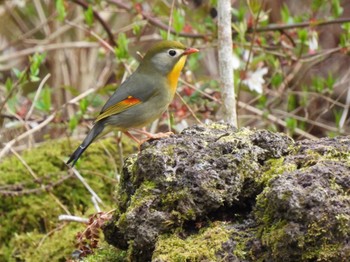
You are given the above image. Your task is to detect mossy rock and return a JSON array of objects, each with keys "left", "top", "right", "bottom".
[
  {"left": 101, "top": 123, "right": 350, "bottom": 261},
  {"left": 0, "top": 137, "right": 131, "bottom": 261}
]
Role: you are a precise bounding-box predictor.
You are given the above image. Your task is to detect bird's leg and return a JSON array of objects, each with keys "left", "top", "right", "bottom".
[
  {"left": 123, "top": 131, "right": 141, "bottom": 145},
  {"left": 131, "top": 128, "right": 173, "bottom": 139}
]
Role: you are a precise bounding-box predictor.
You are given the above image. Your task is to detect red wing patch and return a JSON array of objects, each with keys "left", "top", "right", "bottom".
[{"left": 95, "top": 96, "right": 141, "bottom": 122}]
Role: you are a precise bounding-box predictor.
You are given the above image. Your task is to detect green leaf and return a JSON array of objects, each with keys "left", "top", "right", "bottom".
[
  {"left": 287, "top": 94, "right": 297, "bottom": 112},
  {"left": 79, "top": 98, "right": 88, "bottom": 114},
  {"left": 325, "top": 73, "right": 335, "bottom": 92},
  {"left": 286, "top": 117, "right": 297, "bottom": 134},
  {"left": 56, "top": 0, "right": 66, "bottom": 22},
  {"left": 30, "top": 75, "right": 40, "bottom": 82},
  {"left": 247, "top": 0, "right": 261, "bottom": 16},
  {"left": 159, "top": 30, "right": 168, "bottom": 40},
  {"left": 232, "top": 5, "right": 246, "bottom": 22},
  {"left": 311, "top": 76, "right": 324, "bottom": 93},
  {"left": 115, "top": 33, "right": 129, "bottom": 59},
  {"left": 5, "top": 78, "right": 13, "bottom": 92},
  {"left": 332, "top": 0, "right": 343, "bottom": 17},
  {"left": 173, "top": 9, "right": 185, "bottom": 34},
  {"left": 35, "top": 86, "right": 51, "bottom": 112},
  {"left": 257, "top": 95, "right": 267, "bottom": 109},
  {"left": 271, "top": 73, "right": 283, "bottom": 88},
  {"left": 300, "top": 85, "right": 309, "bottom": 107},
  {"left": 29, "top": 52, "right": 46, "bottom": 82},
  {"left": 69, "top": 115, "right": 79, "bottom": 131},
  {"left": 297, "top": 29, "right": 308, "bottom": 43},
  {"left": 333, "top": 109, "right": 342, "bottom": 127},
  {"left": 84, "top": 5, "right": 94, "bottom": 27},
  {"left": 311, "top": 0, "right": 325, "bottom": 12},
  {"left": 13, "top": 68, "right": 22, "bottom": 78},
  {"left": 281, "top": 4, "right": 292, "bottom": 24},
  {"left": 132, "top": 23, "right": 141, "bottom": 36}
]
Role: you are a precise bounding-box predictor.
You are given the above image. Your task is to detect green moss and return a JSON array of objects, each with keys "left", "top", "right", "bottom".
[
  {"left": 259, "top": 220, "right": 290, "bottom": 257},
  {"left": 5, "top": 223, "right": 83, "bottom": 262},
  {"left": 259, "top": 158, "right": 297, "bottom": 185},
  {"left": 128, "top": 180, "right": 156, "bottom": 208},
  {"left": 304, "top": 148, "right": 350, "bottom": 167},
  {"left": 152, "top": 222, "right": 231, "bottom": 261},
  {"left": 116, "top": 180, "right": 157, "bottom": 228},
  {"left": 0, "top": 137, "right": 131, "bottom": 261},
  {"left": 82, "top": 244, "right": 127, "bottom": 262},
  {"left": 298, "top": 215, "right": 347, "bottom": 260}
]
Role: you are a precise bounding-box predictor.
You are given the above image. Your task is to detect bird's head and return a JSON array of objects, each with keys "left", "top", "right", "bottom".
[{"left": 140, "top": 40, "right": 199, "bottom": 76}]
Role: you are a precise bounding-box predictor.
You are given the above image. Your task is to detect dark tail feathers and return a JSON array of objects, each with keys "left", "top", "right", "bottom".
[{"left": 67, "top": 122, "right": 105, "bottom": 167}]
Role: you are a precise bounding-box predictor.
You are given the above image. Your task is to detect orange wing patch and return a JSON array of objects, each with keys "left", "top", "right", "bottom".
[{"left": 95, "top": 96, "right": 141, "bottom": 122}]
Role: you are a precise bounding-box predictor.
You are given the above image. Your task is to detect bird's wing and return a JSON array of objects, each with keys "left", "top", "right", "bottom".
[{"left": 95, "top": 71, "right": 158, "bottom": 122}]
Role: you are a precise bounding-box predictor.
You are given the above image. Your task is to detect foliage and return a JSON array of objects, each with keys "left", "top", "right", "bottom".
[
  {"left": 0, "top": 137, "right": 122, "bottom": 261},
  {"left": 0, "top": 0, "right": 350, "bottom": 260}
]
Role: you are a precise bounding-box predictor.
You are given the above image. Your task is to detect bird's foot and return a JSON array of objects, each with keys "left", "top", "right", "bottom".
[
  {"left": 123, "top": 130, "right": 173, "bottom": 147},
  {"left": 139, "top": 132, "right": 173, "bottom": 144},
  {"left": 144, "top": 131, "right": 173, "bottom": 139},
  {"left": 131, "top": 128, "right": 173, "bottom": 139}
]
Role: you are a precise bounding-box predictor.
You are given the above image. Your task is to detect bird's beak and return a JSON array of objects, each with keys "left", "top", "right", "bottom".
[{"left": 183, "top": 47, "right": 199, "bottom": 55}]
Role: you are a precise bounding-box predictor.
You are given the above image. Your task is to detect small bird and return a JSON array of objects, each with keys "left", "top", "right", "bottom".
[{"left": 67, "top": 40, "right": 199, "bottom": 166}]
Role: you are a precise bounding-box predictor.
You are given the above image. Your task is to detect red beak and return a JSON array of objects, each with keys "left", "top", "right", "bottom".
[{"left": 183, "top": 47, "right": 199, "bottom": 55}]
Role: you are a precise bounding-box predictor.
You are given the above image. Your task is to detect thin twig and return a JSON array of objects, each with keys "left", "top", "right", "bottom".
[
  {"left": 0, "top": 113, "right": 56, "bottom": 159},
  {"left": 0, "top": 42, "right": 99, "bottom": 66},
  {"left": 37, "top": 224, "right": 66, "bottom": 249},
  {"left": 33, "top": 0, "right": 51, "bottom": 36},
  {"left": 69, "top": 167, "right": 103, "bottom": 204},
  {"left": 65, "top": 19, "right": 114, "bottom": 52},
  {"left": 91, "top": 196, "right": 101, "bottom": 213},
  {"left": 58, "top": 214, "right": 89, "bottom": 223},
  {"left": 182, "top": 79, "right": 318, "bottom": 139},
  {"left": 167, "top": 0, "right": 176, "bottom": 39},
  {"left": 0, "top": 67, "right": 29, "bottom": 112},
  {"left": 25, "top": 73, "right": 51, "bottom": 121},
  {"left": 108, "top": 0, "right": 208, "bottom": 39},
  {"left": 274, "top": 108, "right": 342, "bottom": 133},
  {"left": 242, "top": 17, "right": 350, "bottom": 35},
  {"left": 238, "top": 101, "right": 317, "bottom": 140},
  {"left": 70, "top": 0, "right": 117, "bottom": 47},
  {"left": 176, "top": 92, "right": 202, "bottom": 124}
]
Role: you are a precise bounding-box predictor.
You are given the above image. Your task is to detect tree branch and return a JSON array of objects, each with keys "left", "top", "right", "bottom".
[
  {"left": 217, "top": 0, "right": 237, "bottom": 126},
  {"left": 70, "top": 0, "right": 117, "bottom": 47},
  {"left": 108, "top": 0, "right": 208, "bottom": 39}
]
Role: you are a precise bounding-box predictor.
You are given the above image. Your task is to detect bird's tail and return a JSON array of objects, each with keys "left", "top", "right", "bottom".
[{"left": 67, "top": 121, "right": 105, "bottom": 167}]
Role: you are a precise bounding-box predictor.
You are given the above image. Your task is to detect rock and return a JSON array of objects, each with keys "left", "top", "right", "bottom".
[{"left": 103, "top": 122, "right": 350, "bottom": 261}]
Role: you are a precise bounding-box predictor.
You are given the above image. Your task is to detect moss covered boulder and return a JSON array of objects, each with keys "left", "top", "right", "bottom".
[
  {"left": 0, "top": 137, "right": 128, "bottom": 261},
  {"left": 106, "top": 122, "right": 350, "bottom": 261}
]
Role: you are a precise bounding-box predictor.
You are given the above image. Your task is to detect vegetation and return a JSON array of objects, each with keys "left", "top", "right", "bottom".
[{"left": 0, "top": 0, "right": 349, "bottom": 260}]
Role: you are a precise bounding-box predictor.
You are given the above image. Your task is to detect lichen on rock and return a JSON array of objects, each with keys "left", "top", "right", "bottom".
[{"left": 103, "top": 122, "right": 295, "bottom": 261}]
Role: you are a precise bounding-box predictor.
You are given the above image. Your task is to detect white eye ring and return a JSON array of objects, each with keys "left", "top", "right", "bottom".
[{"left": 168, "top": 49, "right": 177, "bottom": 56}]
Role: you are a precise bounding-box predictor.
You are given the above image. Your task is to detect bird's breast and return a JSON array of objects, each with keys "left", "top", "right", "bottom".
[{"left": 166, "top": 56, "right": 187, "bottom": 97}]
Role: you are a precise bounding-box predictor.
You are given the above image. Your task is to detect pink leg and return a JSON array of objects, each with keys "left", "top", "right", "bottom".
[
  {"left": 123, "top": 131, "right": 141, "bottom": 144},
  {"left": 131, "top": 128, "right": 173, "bottom": 139}
]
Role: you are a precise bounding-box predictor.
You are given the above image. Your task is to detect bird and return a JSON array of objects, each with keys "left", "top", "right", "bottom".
[{"left": 67, "top": 40, "right": 199, "bottom": 166}]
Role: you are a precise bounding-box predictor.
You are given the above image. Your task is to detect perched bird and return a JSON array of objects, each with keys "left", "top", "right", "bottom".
[{"left": 67, "top": 40, "right": 199, "bottom": 166}]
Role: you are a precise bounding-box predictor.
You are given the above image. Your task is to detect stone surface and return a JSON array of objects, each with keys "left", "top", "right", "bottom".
[{"left": 103, "top": 122, "right": 350, "bottom": 261}]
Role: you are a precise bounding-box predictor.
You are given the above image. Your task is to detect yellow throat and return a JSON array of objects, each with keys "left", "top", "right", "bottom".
[{"left": 167, "top": 55, "right": 188, "bottom": 96}]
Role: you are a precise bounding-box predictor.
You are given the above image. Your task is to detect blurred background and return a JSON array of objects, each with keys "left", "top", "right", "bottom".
[
  {"left": 1, "top": 0, "right": 350, "bottom": 260},
  {"left": 1, "top": 0, "right": 350, "bottom": 153}
]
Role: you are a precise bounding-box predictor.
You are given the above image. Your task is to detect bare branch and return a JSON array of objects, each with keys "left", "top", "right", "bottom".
[
  {"left": 70, "top": 0, "right": 117, "bottom": 47},
  {"left": 25, "top": 73, "right": 51, "bottom": 121},
  {"left": 58, "top": 214, "right": 89, "bottom": 223},
  {"left": 69, "top": 167, "right": 103, "bottom": 204},
  {"left": 217, "top": 0, "right": 237, "bottom": 126}
]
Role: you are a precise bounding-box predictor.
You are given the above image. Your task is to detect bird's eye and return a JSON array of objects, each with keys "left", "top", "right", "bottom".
[{"left": 168, "top": 49, "right": 177, "bottom": 56}]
